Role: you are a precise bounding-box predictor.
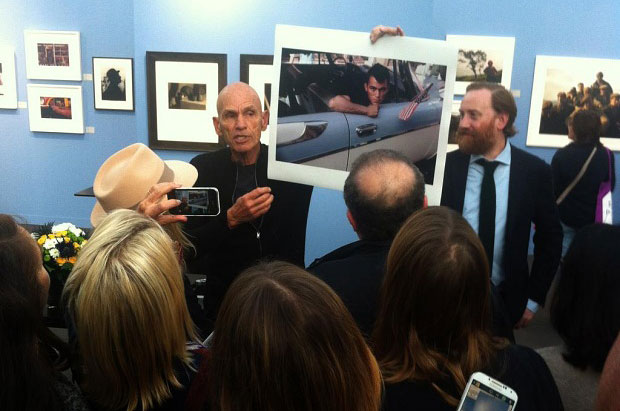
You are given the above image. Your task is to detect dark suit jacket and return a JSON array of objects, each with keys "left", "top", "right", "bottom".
[
  {"left": 441, "top": 145, "right": 563, "bottom": 324},
  {"left": 307, "top": 240, "right": 390, "bottom": 339}
]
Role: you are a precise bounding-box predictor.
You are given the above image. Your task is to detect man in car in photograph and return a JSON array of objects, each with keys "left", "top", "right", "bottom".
[{"left": 328, "top": 63, "right": 390, "bottom": 117}]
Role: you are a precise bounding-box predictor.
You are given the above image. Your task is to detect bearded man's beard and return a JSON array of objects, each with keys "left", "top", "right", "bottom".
[{"left": 456, "top": 122, "right": 496, "bottom": 155}]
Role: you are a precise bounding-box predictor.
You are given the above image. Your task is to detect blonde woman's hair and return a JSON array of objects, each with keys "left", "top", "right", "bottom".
[{"left": 63, "top": 209, "right": 197, "bottom": 411}]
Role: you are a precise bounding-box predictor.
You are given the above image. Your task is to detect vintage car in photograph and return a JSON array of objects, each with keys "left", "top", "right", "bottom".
[{"left": 275, "top": 52, "right": 445, "bottom": 181}]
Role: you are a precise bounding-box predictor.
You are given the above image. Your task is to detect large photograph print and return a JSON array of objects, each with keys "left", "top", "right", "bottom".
[
  {"left": 269, "top": 25, "right": 456, "bottom": 205},
  {"left": 527, "top": 55, "right": 620, "bottom": 151}
]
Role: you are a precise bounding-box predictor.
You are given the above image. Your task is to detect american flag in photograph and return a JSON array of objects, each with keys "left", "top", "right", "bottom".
[{"left": 398, "top": 83, "right": 433, "bottom": 121}]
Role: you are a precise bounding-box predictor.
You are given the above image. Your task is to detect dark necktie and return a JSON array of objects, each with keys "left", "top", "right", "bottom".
[{"left": 476, "top": 159, "right": 500, "bottom": 275}]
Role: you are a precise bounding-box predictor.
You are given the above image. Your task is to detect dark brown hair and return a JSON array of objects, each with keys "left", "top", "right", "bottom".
[
  {"left": 373, "top": 207, "right": 507, "bottom": 406},
  {"left": 210, "top": 261, "right": 382, "bottom": 411},
  {"left": 0, "top": 214, "right": 68, "bottom": 410},
  {"left": 569, "top": 109, "right": 601, "bottom": 144},
  {"left": 466, "top": 82, "right": 517, "bottom": 137}
]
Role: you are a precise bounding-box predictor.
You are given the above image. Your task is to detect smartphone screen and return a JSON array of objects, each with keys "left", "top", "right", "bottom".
[
  {"left": 168, "top": 188, "right": 220, "bottom": 216},
  {"left": 458, "top": 379, "right": 516, "bottom": 411}
]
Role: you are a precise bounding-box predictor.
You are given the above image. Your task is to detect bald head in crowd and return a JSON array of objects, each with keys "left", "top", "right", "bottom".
[{"left": 344, "top": 150, "right": 426, "bottom": 241}]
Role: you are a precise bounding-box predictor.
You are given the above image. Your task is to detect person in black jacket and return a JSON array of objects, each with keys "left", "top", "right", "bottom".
[
  {"left": 184, "top": 83, "right": 312, "bottom": 331},
  {"left": 552, "top": 109, "right": 615, "bottom": 255},
  {"left": 373, "top": 207, "right": 563, "bottom": 411},
  {"left": 308, "top": 149, "right": 425, "bottom": 338}
]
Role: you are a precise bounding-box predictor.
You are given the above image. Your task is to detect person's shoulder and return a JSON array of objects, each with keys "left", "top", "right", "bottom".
[
  {"left": 510, "top": 144, "right": 551, "bottom": 171},
  {"left": 190, "top": 147, "right": 230, "bottom": 167}
]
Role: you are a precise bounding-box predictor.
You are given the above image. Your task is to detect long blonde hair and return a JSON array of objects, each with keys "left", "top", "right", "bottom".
[
  {"left": 373, "top": 207, "right": 507, "bottom": 406},
  {"left": 63, "top": 209, "right": 197, "bottom": 411}
]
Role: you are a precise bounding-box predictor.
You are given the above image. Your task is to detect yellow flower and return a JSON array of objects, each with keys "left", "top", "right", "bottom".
[
  {"left": 82, "top": 240, "right": 88, "bottom": 245},
  {"left": 37, "top": 235, "right": 47, "bottom": 245},
  {"left": 73, "top": 242, "right": 80, "bottom": 248},
  {"left": 60, "top": 230, "right": 68, "bottom": 236},
  {"left": 64, "top": 236, "right": 71, "bottom": 243},
  {"left": 48, "top": 234, "right": 55, "bottom": 239}
]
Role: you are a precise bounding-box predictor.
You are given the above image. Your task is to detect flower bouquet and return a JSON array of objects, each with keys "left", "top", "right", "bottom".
[{"left": 31, "top": 222, "right": 88, "bottom": 322}]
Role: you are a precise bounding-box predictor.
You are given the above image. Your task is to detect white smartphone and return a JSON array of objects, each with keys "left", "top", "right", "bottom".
[
  {"left": 456, "top": 372, "right": 518, "bottom": 411},
  {"left": 168, "top": 187, "right": 220, "bottom": 216}
]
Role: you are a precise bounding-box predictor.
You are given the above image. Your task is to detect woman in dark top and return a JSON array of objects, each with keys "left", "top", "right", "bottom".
[
  {"left": 373, "top": 207, "right": 563, "bottom": 410},
  {"left": 552, "top": 109, "right": 615, "bottom": 255},
  {"left": 0, "top": 214, "right": 89, "bottom": 410},
  {"left": 209, "top": 261, "right": 382, "bottom": 411}
]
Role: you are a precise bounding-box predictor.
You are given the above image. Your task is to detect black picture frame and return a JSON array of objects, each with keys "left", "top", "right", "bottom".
[
  {"left": 240, "top": 54, "right": 273, "bottom": 83},
  {"left": 92, "top": 57, "right": 135, "bottom": 111},
  {"left": 146, "top": 51, "right": 227, "bottom": 151}
]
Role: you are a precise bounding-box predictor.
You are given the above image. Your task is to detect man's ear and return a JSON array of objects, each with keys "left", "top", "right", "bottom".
[
  {"left": 261, "top": 109, "right": 269, "bottom": 131},
  {"left": 423, "top": 195, "right": 428, "bottom": 209},
  {"left": 212, "top": 116, "right": 221, "bottom": 136},
  {"left": 495, "top": 112, "right": 509, "bottom": 132},
  {"left": 346, "top": 210, "right": 358, "bottom": 232}
]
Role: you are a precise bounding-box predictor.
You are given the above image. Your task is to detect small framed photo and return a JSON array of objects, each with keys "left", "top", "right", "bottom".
[
  {"left": 0, "top": 46, "right": 18, "bottom": 109},
  {"left": 240, "top": 54, "right": 273, "bottom": 145},
  {"left": 24, "top": 30, "right": 82, "bottom": 81},
  {"left": 147, "top": 51, "right": 227, "bottom": 151},
  {"left": 446, "top": 35, "right": 515, "bottom": 95},
  {"left": 92, "top": 57, "right": 134, "bottom": 110},
  {"left": 27, "top": 84, "right": 84, "bottom": 134},
  {"left": 527, "top": 55, "right": 620, "bottom": 151}
]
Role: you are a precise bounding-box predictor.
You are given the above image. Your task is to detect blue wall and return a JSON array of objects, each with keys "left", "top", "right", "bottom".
[{"left": 2, "top": 0, "right": 619, "bottom": 265}]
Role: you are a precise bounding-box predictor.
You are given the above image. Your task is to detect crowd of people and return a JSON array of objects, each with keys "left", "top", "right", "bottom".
[
  {"left": 1, "top": 26, "right": 619, "bottom": 411},
  {"left": 540, "top": 72, "right": 620, "bottom": 137}
]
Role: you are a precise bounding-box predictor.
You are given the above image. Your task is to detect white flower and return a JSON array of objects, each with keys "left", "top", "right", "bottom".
[
  {"left": 69, "top": 226, "right": 84, "bottom": 237},
  {"left": 49, "top": 248, "right": 60, "bottom": 258},
  {"left": 52, "top": 223, "right": 72, "bottom": 232},
  {"left": 43, "top": 239, "right": 57, "bottom": 250},
  {"left": 51, "top": 222, "right": 84, "bottom": 237}
]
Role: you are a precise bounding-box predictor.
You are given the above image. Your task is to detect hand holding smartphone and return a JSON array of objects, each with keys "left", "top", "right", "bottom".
[
  {"left": 457, "top": 372, "right": 518, "bottom": 411},
  {"left": 168, "top": 187, "right": 220, "bottom": 216}
]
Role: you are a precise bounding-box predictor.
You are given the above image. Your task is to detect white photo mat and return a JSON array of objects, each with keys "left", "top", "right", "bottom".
[
  {"left": 447, "top": 100, "right": 461, "bottom": 153},
  {"left": 0, "top": 46, "right": 18, "bottom": 109},
  {"left": 527, "top": 55, "right": 620, "bottom": 151},
  {"left": 446, "top": 35, "right": 515, "bottom": 96},
  {"left": 249, "top": 63, "right": 273, "bottom": 145},
  {"left": 24, "top": 30, "right": 82, "bottom": 81},
  {"left": 27, "top": 84, "right": 84, "bottom": 134},
  {"left": 92, "top": 57, "right": 134, "bottom": 110},
  {"left": 155, "top": 60, "right": 219, "bottom": 144},
  {"left": 268, "top": 25, "right": 457, "bottom": 205}
]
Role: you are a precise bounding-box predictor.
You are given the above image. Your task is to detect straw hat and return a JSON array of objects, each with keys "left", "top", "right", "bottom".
[{"left": 90, "top": 143, "right": 198, "bottom": 227}]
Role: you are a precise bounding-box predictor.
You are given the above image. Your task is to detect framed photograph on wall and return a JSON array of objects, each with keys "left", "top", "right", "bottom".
[
  {"left": 240, "top": 54, "right": 273, "bottom": 145},
  {"left": 527, "top": 55, "right": 620, "bottom": 151},
  {"left": 27, "top": 84, "right": 84, "bottom": 134},
  {"left": 24, "top": 30, "right": 82, "bottom": 80},
  {"left": 446, "top": 35, "right": 515, "bottom": 95},
  {"left": 92, "top": 57, "right": 134, "bottom": 111},
  {"left": 0, "top": 46, "right": 18, "bottom": 109},
  {"left": 147, "top": 51, "right": 227, "bottom": 151}
]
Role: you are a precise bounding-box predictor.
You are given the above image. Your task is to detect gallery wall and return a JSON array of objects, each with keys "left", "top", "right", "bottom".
[{"left": 1, "top": 0, "right": 619, "bottom": 265}]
